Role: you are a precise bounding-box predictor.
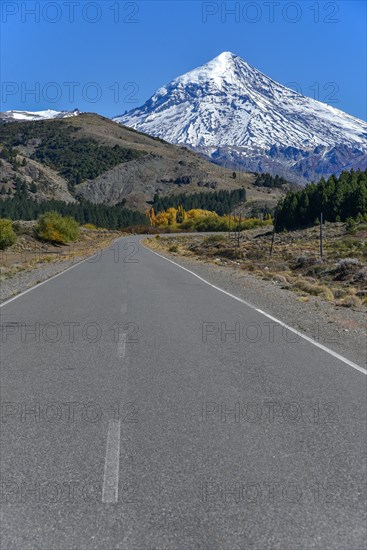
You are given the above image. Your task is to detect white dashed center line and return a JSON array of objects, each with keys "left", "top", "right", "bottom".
[{"left": 102, "top": 420, "right": 121, "bottom": 503}]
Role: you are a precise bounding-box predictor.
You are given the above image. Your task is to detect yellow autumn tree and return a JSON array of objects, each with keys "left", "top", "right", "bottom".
[
  {"left": 148, "top": 207, "right": 156, "bottom": 226},
  {"left": 166, "top": 208, "right": 177, "bottom": 225},
  {"left": 155, "top": 211, "right": 170, "bottom": 227},
  {"left": 186, "top": 208, "right": 216, "bottom": 219}
]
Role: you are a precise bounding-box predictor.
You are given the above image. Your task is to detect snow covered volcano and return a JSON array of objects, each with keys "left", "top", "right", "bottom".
[{"left": 114, "top": 52, "right": 367, "bottom": 182}]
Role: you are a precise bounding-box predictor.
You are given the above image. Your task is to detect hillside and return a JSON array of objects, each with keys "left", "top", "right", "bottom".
[{"left": 0, "top": 113, "right": 285, "bottom": 212}]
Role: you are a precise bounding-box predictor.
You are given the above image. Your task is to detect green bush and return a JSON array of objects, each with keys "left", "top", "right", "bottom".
[
  {"left": 0, "top": 218, "right": 16, "bottom": 249},
  {"left": 345, "top": 217, "right": 357, "bottom": 235},
  {"left": 35, "top": 211, "right": 79, "bottom": 244},
  {"left": 180, "top": 219, "right": 196, "bottom": 231}
]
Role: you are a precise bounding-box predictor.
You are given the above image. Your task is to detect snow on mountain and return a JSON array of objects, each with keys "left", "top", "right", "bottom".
[
  {"left": 0, "top": 109, "right": 80, "bottom": 122},
  {"left": 114, "top": 52, "right": 367, "bottom": 182}
]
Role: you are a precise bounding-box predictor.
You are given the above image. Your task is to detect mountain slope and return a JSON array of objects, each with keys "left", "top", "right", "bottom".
[
  {"left": 115, "top": 52, "right": 367, "bottom": 183},
  {"left": 1, "top": 113, "right": 276, "bottom": 210}
]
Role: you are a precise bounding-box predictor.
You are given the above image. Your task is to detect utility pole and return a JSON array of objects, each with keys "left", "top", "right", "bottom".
[
  {"left": 269, "top": 211, "right": 277, "bottom": 259},
  {"left": 237, "top": 213, "right": 241, "bottom": 246},
  {"left": 320, "top": 212, "right": 323, "bottom": 258}
]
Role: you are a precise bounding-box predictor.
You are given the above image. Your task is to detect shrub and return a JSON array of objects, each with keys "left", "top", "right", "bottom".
[
  {"left": 295, "top": 255, "right": 319, "bottom": 269},
  {"left": 204, "top": 235, "right": 227, "bottom": 245},
  {"left": 272, "top": 274, "right": 288, "bottom": 284},
  {"left": 0, "top": 218, "right": 16, "bottom": 249},
  {"left": 219, "top": 248, "right": 239, "bottom": 260},
  {"left": 293, "top": 278, "right": 334, "bottom": 301},
  {"left": 331, "top": 258, "right": 361, "bottom": 280},
  {"left": 345, "top": 217, "right": 357, "bottom": 234},
  {"left": 35, "top": 211, "right": 79, "bottom": 244},
  {"left": 337, "top": 294, "right": 361, "bottom": 308},
  {"left": 354, "top": 266, "right": 367, "bottom": 285},
  {"left": 336, "top": 258, "right": 361, "bottom": 267},
  {"left": 246, "top": 249, "right": 265, "bottom": 260},
  {"left": 12, "top": 222, "right": 33, "bottom": 236},
  {"left": 180, "top": 219, "right": 196, "bottom": 231},
  {"left": 333, "top": 288, "right": 347, "bottom": 299}
]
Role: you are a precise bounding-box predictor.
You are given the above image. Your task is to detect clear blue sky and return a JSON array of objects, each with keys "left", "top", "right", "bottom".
[{"left": 1, "top": 1, "right": 366, "bottom": 120}]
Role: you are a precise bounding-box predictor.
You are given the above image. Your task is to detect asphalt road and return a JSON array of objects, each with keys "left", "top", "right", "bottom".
[{"left": 1, "top": 236, "right": 366, "bottom": 549}]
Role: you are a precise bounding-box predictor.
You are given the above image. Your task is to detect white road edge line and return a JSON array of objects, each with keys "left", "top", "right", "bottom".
[
  {"left": 0, "top": 239, "right": 120, "bottom": 309},
  {"left": 0, "top": 256, "right": 92, "bottom": 308},
  {"left": 102, "top": 420, "right": 121, "bottom": 504},
  {"left": 142, "top": 242, "right": 367, "bottom": 376}
]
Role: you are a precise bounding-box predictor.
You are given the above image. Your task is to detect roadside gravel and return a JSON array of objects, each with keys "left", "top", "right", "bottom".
[{"left": 0, "top": 257, "right": 84, "bottom": 304}]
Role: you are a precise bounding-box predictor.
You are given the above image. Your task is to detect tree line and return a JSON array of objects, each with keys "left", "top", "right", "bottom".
[
  {"left": 275, "top": 169, "right": 367, "bottom": 231},
  {"left": 0, "top": 195, "right": 148, "bottom": 229},
  {"left": 253, "top": 173, "right": 288, "bottom": 188},
  {"left": 149, "top": 205, "right": 271, "bottom": 232},
  {"left": 152, "top": 188, "right": 246, "bottom": 215}
]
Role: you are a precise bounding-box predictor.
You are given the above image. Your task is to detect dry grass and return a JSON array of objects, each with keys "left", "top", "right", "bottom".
[
  {"left": 293, "top": 278, "right": 334, "bottom": 301},
  {"left": 145, "top": 220, "right": 367, "bottom": 310},
  {"left": 0, "top": 223, "right": 123, "bottom": 279}
]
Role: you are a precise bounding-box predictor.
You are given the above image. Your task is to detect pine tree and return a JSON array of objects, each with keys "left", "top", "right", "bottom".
[{"left": 176, "top": 205, "right": 185, "bottom": 223}]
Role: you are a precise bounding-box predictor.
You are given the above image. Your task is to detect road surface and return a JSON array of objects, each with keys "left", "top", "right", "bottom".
[{"left": 1, "top": 236, "right": 366, "bottom": 549}]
